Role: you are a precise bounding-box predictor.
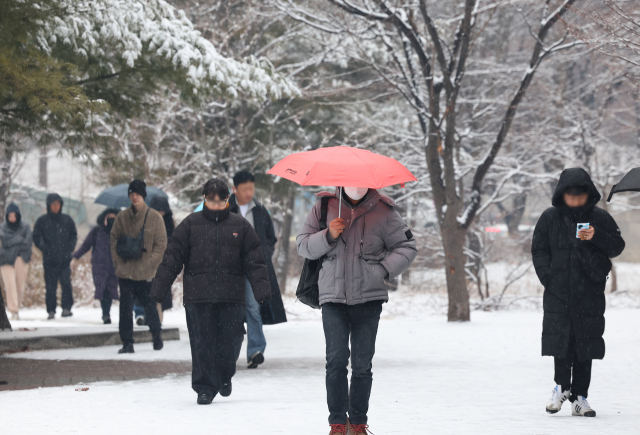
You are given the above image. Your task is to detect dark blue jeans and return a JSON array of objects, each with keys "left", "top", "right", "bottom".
[{"left": 322, "top": 300, "right": 383, "bottom": 425}]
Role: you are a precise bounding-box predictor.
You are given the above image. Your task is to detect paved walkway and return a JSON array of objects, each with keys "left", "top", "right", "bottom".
[{"left": 0, "top": 357, "right": 191, "bottom": 391}]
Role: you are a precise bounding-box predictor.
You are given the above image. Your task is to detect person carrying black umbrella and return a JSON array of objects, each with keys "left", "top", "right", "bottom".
[
  {"left": 532, "top": 168, "right": 625, "bottom": 417},
  {"left": 110, "top": 180, "right": 167, "bottom": 354}
]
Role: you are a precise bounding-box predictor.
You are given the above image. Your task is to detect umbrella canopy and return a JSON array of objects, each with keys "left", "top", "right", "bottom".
[
  {"left": 267, "top": 146, "right": 417, "bottom": 189},
  {"left": 607, "top": 167, "right": 640, "bottom": 202},
  {"left": 94, "top": 184, "right": 168, "bottom": 209}
]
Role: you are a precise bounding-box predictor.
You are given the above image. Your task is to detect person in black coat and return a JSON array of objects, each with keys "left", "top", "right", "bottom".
[
  {"left": 229, "top": 170, "right": 287, "bottom": 369},
  {"left": 151, "top": 177, "right": 271, "bottom": 405},
  {"left": 33, "top": 193, "right": 78, "bottom": 319},
  {"left": 532, "top": 168, "right": 625, "bottom": 417}
]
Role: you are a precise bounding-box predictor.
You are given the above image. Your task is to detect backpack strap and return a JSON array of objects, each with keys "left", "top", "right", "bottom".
[{"left": 319, "top": 197, "right": 330, "bottom": 230}]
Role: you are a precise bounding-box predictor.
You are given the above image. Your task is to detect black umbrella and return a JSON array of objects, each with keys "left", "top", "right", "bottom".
[
  {"left": 94, "top": 184, "right": 168, "bottom": 209},
  {"left": 607, "top": 167, "right": 640, "bottom": 202}
]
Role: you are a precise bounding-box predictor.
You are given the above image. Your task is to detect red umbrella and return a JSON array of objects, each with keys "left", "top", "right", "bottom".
[{"left": 268, "top": 146, "right": 417, "bottom": 217}]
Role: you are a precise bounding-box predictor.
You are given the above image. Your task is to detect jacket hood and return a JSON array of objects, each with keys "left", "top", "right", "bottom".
[
  {"left": 46, "top": 193, "right": 64, "bottom": 214},
  {"left": 96, "top": 208, "right": 120, "bottom": 226},
  {"left": 148, "top": 196, "right": 172, "bottom": 216},
  {"left": 5, "top": 202, "right": 21, "bottom": 227},
  {"left": 316, "top": 188, "right": 396, "bottom": 208},
  {"left": 551, "top": 168, "right": 601, "bottom": 208}
]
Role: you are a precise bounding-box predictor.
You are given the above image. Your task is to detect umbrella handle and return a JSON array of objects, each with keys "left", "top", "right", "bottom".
[{"left": 339, "top": 186, "right": 342, "bottom": 219}]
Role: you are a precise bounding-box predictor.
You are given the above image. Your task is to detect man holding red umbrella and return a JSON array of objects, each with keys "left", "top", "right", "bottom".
[{"left": 297, "top": 185, "right": 417, "bottom": 435}]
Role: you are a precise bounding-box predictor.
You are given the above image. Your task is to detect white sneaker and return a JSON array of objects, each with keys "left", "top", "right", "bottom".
[
  {"left": 572, "top": 396, "right": 596, "bottom": 417},
  {"left": 546, "top": 385, "right": 571, "bottom": 414}
]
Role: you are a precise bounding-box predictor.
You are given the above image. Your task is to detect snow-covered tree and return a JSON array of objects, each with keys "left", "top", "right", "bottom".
[
  {"left": 0, "top": 0, "right": 297, "bottom": 218},
  {"left": 276, "top": 0, "right": 580, "bottom": 320}
]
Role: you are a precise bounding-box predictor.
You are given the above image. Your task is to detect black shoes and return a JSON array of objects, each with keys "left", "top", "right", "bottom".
[
  {"left": 47, "top": 312, "right": 55, "bottom": 320},
  {"left": 219, "top": 381, "right": 232, "bottom": 397},
  {"left": 102, "top": 316, "right": 111, "bottom": 324},
  {"left": 153, "top": 331, "right": 163, "bottom": 351},
  {"left": 136, "top": 315, "right": 146, "bottom": 326},
  {"left": 61, "top": 309, "right": 73, "bottom": 318},
  {"left": 118, "top": 343, "right": 135, "bottom": 354},
  {"left": 197, "top": 392, "right": 214, "bottom": 405},
  {"left": 247, "top": 351, "right": 265, "bottom": 369}
]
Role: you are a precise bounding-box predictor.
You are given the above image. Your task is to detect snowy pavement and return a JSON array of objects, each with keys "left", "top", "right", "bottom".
[{"left": 1, "top": 308, "right": 639, "bottom": 434}]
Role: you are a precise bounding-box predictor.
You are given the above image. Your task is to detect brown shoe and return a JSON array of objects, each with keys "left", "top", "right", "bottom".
[
  {"left": 348, "top": 423, "right": 373, "bottom": 435},
  {"left": 329, "top": 424, "right": 348, "bottom": 435}
]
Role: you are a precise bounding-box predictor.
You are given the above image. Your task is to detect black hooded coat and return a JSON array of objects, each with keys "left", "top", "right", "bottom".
[
  {"left": 33, "top": 193, "right": 78, "bottom": 265},
  {"left": 229, "top": 194, "right": 287, "bottom": 325},
  {"left": 532, "top": 168, "right": 625, "bottom": 361}
]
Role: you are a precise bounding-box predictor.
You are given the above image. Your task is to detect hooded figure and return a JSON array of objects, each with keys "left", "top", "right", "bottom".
[
  {"left": 0, "top": 203, "right": 32, "bottom": 319},
  {"left": 33, "top": 193, "right": 78, "bottom": 318},
  {"left": 149, "top": 196, "right": 175, "bottom": 239},
  {"left": 33, "top": 193, "right": 78, "bottom": 265},
  {"left": 0, "top": 203, "right": 32, "bottom": 266},
  {"left": 72, "top": 208, "right": 120, "bottom": 323},
  {"left": 532, "top": 168, "right": 625, "bottom": 411}
]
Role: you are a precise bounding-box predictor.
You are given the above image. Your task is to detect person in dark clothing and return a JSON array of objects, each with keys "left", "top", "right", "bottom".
[
  {"left": 532, "top": 168, "right": 625, "bottom": 417},
  {"left": 148, "top": 196, "right": 174, "bottom": 318},
  {"left": 229, "top": 170, "right": 287, "bottom": 370},
  {"left": 33, "top": 193, "right": 78, "bottom": 319},
  {"left": 71, "top": 208, "right": 119, "bottom": 324},
  {"left": 0, "top": 203, "right": 32, "bottom": 321},
  {"left": 151, "top": 177, "right": 271, "bottom": 405}
]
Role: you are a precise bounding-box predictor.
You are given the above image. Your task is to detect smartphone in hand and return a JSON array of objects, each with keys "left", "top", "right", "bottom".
[{"left": 576, "top": 223, "right": 590, "bottom": 238}]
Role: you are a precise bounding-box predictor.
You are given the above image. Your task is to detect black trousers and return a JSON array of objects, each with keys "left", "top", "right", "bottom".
[
  {"left": 44, "top": 262, "right": 73, "bottom": 313},
  {"left": 118, "top": 279, "right": 161, "bottom": 344},
  {"left": 554, "top": 334, "right": 592, "bottom": 400},
  {"left": 100, "top": 292, "right": 112, "bottom": 317},
  {"left": 185, "top": 302, "right": 245, "bottom": 396},
  {"left": 322, "top": 301, "right": 383, "bottom": 425}
]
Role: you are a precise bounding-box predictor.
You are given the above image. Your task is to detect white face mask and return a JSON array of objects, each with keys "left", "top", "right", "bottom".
[{"left": 344, "top": 187, "right": 368, "bottom": 201}]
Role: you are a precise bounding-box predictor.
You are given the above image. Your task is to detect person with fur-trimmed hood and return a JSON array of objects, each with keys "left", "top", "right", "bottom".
[{"left": 297, "top": 187, "right": 417, "bottom": 435}]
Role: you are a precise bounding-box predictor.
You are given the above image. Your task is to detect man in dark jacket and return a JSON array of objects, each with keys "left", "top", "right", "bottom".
[
  {"left": 532, "top": 168, "right": 625, "bottom": 418},
  {"left": 229, "top": 170, "right": 287, "bottom": 370},
  {"left": 33, "top": 193, "right": 77, "bottom": 319},
  {"left": 151, "top": 177, "right": 271, "bottom": 405}
]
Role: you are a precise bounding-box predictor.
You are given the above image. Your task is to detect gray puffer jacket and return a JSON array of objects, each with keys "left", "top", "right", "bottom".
[{"left": 297, "top": 188, "right": 417, "bottom": 306}]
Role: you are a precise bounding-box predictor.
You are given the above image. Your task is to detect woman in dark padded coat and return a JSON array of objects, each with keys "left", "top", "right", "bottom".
[
  {"left": 532, "top": 168, "right": 625, "bottom": 417},
  {"left": 151, "top": 177, "right": 271, "bottom": 405}
]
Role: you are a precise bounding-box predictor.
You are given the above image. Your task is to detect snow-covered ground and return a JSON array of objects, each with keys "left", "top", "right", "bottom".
[{"left": 2, "top": 305, "right": 640, "bottom": 434}]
